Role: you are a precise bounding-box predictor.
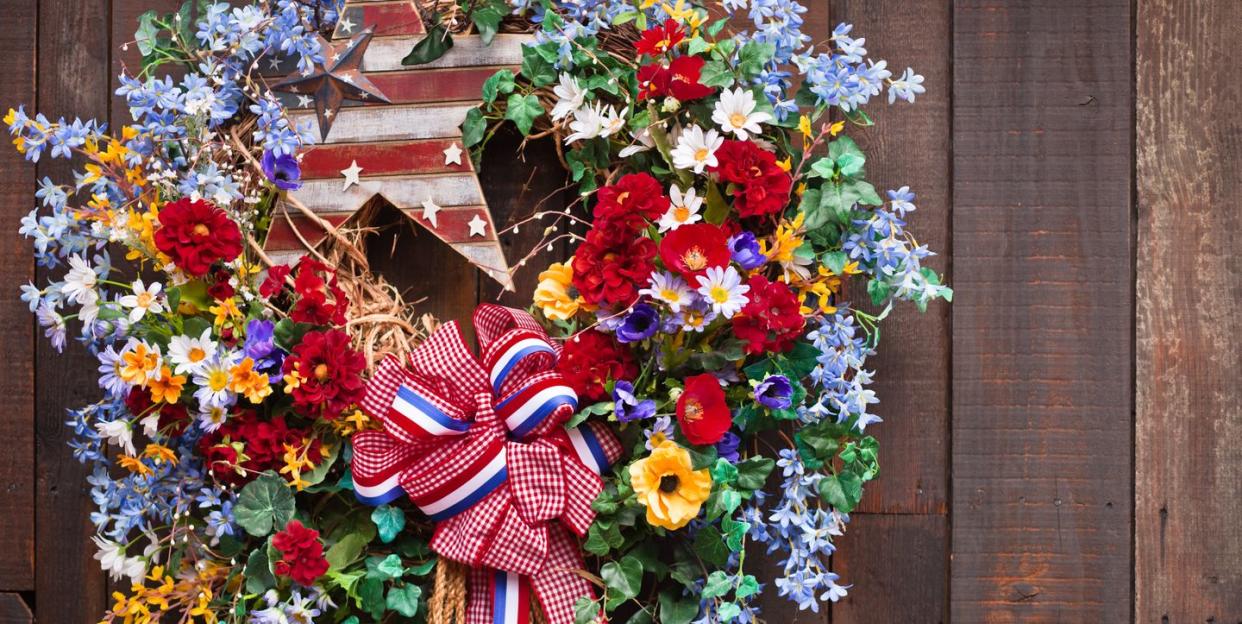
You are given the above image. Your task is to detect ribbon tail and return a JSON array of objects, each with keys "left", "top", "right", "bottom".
[
  {"left": 529, "top": 524, "right": 596, "bottom": 624},
  {"left": 469, "top": 568, "right": 532, "bottom": 624}
]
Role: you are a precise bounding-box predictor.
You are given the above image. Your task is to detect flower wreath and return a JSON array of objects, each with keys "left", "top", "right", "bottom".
[{"left": 9, "top": 0, "right": 950, "bottom": 623}]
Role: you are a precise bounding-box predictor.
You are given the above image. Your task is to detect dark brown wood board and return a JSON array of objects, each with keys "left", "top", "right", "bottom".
[
  {"left": 0, "top": 594, "right": 32, "bottom": 624},
  {"left": 1136, "top": 1, "right": 1242, "bottom": 621},
  {"left": 833, "top": 514, "right": 949, "bottom": 623},
  {"left": 0, "top": 0, "right": 37, "bottom": 594},
  {"left": 951, "top": 0, "right": 1134, "bottom": 621},
  {"left": 34, "top": 1, "right": 113, "bottom": 621}
]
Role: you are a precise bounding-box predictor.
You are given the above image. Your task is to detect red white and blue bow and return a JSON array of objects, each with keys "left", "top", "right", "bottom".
[{"left": 351, "top": 304, "right": 621, "bottom": 624}]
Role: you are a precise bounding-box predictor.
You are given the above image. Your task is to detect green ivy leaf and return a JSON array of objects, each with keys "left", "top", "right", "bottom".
[
  {"left": 326, "top": 531, "right": 369, "bottom": 570},
  {"left": 721, "top": 516, "right": 749, "bottom": 551},
  {"left": 734, "top": 456, "right": 775, "bottom": 491},
  {"left": 233, "top": 472, "right": 295, "bottom": 537},
  {"left": 134, "top": 11, "right": 161, "bottom": 57},
  {"left": 692, "top": 526, "right": 730, "bottom": 567},
  {"left": 272, "top": 319, "right": 312, "bottom": 352},
  {"left": 358, "top": 578, "right": 386, "bottom": 619},
  {"left": 481, "top": 69, "right": 516, "bottom": 105},
  {"left": 505, "top": 93, "right": 544, "bottom": 136},
  {"left": 402, "top": 25, "right": 454, "bottom": 66},
  {"left": 408, "top": 558, "right": 436, "bottom": 576},
  {"left": 822, "top": 250, "right": 849, "bottom": 276},
  {"left": 658, "top": 589, "right": 700, "bottom": 624},
  {"left": 699, "top": 60, "right": 734, "bottom": 88},
  {"left": 702, "top": 571, "right": 732, "bottom": 599},
  {"left": 386, "top": 583, "right": 422, "bottom": 616},
  {"left": 717, "top": 602, "right": 742, "bottom": 620},
  {"left": 601, "top": 556, "right": 644, "bottom": 611},
  {"left": 462, "top": 106, "right": 486, "bottom": 148},
  {"left": 686, "top": 36, "right": 711, "bottom": 56},
  {"left": 371, "top": 505, "right": 406, "bottom": 544},
  {"left": 818, "top": 471, "right": 864, "bottom": 513},
  {"left": 710, "top": 458, "right": 738, "bottom": 485},
  {"left": 244, "top": 548, "right": 275, "bottom": 594},
  {"left": 735, "top": 574, "right": 760, "bottom": 599},
  {"left": 868, "top": 278, "right": 892, "bottom": 306},
  {"left": 574, "top": 597, "right": 602, "bottom": 624},
  {"left": 470, "top": 2, "right": 505, "bottom": 45},
  {"left": 520, "top": 45, "right": 557, "bottom": 87},
  {"left": 376, "top": 554, "right": 406, "bottom": 580}
]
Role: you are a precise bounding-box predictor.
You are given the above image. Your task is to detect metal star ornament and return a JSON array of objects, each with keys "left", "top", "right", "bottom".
[{"left": 272, "top": 28, "right": 390, "bottom": 140}]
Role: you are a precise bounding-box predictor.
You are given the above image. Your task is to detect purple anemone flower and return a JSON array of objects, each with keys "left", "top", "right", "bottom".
[
  {"left": 261, "top": 149, "right": 302, "bottom": 190},
  {"left": 754, "top": 374, "right": 794, "bottom": 409},
  {"left": 616, "top": 303, "right": 660, "bottom": 343}
]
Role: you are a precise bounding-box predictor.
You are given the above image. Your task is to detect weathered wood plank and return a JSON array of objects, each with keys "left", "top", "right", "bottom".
[
  {"left": 0, "top": 0, "right": 37, "bottom": 593},
  {"left": 1136, "top": 1, "right": 1242, "bottom": 622},
  {"left": 35, "top": 0, "right": 113, "bottom": 619},
  {"left": 832, "top": 514, "right": 949, "bottom": 623},
  {"left": 0, "top": 594, "right": 32, "bottom": 624},
  {"left": 951, "top": 1, "right": 1133, "bottom": 621}
]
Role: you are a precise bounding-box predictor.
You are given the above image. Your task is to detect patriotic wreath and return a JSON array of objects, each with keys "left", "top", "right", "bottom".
[{"left": 9, "top": 0, "right": 949, "bottom": 623}]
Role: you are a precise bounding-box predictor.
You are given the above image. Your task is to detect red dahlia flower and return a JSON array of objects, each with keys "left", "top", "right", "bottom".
[
  {"left": 710, "top": 140, "right": 793, "bottom": 218},
  {"left": 557, "top": 330, "right": 638, "bottom": 402},
  {"left": 572, "top": 219, "right": 657, "bottom": 306},
  {"left": 732, "top": 276, "right": 805, "bottom": 354},
  {"left": 658, "top": 222, "right": 731, "bottom": 281},
  {"left": 153, "top": 198, "right": 243, "bottom": 277},
  {"left": 635, "top": 19, "right": 685, "bottom": 56},
  {"left": 281, "top": 329, "right": 367, "bottom": 420},
  {"left": 595, "top": 173, "right": 669, "bottom": 223},
  {"left": 272, "top": 520, "right": 330, "bottom": 586},
  {"left": 677, "top": 374, "right": 732, "bottom": 445},
  {"left": 638, "top": 56, "right": 715, "bottom": 102}
]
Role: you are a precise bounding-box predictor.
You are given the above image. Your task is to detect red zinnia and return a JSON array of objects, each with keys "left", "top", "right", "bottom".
[
  {"left": 638, "top": 56, "right": 715, "bottom": 102},
  {"left": 272, "top": 520, "right": 330, "bottom": 586},
  {"left": 557, "top": 330, "right": 638, "bottom": 402},
  {"left": 154, "top": 198, "right": 243, "bottom": 277},
  {"left": 732, "top": 276, "right": 805, "bottom": 354},
  {"left": 595, "top": 173, "right": 668, "bottom": 223},
  {"left": 710, "top": 140, "right": 793, "bottom": 218},
  {"left": 677, "top": 374, "right": 731, "bottom": 445},
  {"left": 572, "top": 219, "right": 657, "bottom": 307},
  {"left": 635, "top": 19, "right": 685, "bottom": 56},
  {"left": 281, "top": 329, "right": 367, "bottom": 419},
  {"left": 658, "top": 223, "right": 731, "bottom": 281}
]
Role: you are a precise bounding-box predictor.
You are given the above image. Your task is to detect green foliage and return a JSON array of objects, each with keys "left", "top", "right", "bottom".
[
  {"left": 402, "top": 23, "right": 454, "bottom": 65},
  {"left": 601, "top": 556, "right": 644, "bottom": 611},
  {"left": 386, "top": 584, "right": 422, "bottom": 617},
  {"left": 233, "top": 472, "right": 296, "bottom": 537},
  {"left": 371, "top": 505, "right": 406, "bottom": 544},
  {"left": 505, "top": 93, "right": 544, "bottom": 136}
]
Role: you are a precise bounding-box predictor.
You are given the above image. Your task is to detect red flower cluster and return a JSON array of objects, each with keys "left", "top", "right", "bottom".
[
  {"left": 282, "top": 329, "right": 366, "bottom": 420},
  {"left": 557, "top": 330, "right": 638, "bottom": 402},
  {"left": 658, "top": 223, "right": 730, "bottom": 280},
  {"left": 677, "top": 374, "right": 732, "bottom": 445},
  {"left": 272, "top": 520, "right": 330, "bottom": 586},
  {"left": 198, "top": 411, "right": 325, "bottom": 485},
  {"left": 595, "top": 173, "right": 668, "bottom": 224},
  {"left": 732, "top": 276, "right": 805, "bottom": 354},
  {"left": 259, "top": 258, "right": 350, "bottom": 326},
  {"left": 572, "top": 175, "right": 661, "bottom": 307},
  {"left": 710, "top": 140, "right": 793, "bottom": 218},
  {"left": 638, "top": 56, "right": 715, "bottom": 102},
  {"left": 635, "top": 20, "right": 685, "bottom": 56},
  {"left": 154, "top": 198, "right": 243, "bottom": 277}
]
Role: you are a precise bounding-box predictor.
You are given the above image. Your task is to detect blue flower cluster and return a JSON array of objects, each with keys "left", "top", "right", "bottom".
[
  {"left": 804, "top": 309, "right": 880, "bottom": 431},
  {"left": 844, "top": 187, "right": 953, "bottom": 307}
]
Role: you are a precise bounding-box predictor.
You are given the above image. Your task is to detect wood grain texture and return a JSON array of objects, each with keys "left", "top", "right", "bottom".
[
  {"left": 951, "top": 1, "right": 1134, "bottom": 621},
  {"left": 0, "top": 594, "right": 32, "bottom": 624},
  {"left": 832, "top": 514, "right": 949, "bottom": 623},
  {"left": 0, "top": 0, "right": 37, "bottom": 593},
  {"left": 1136, "top": 1, "right": 1242, "bottom": 621},
  {"left": 35, "top": 0, "right": 112, "bottom": 620}
]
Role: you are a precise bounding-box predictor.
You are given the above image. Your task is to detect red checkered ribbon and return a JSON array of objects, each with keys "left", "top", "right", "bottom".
[{"left": 351, "top": 304, "right": 622, "bottom": 624}]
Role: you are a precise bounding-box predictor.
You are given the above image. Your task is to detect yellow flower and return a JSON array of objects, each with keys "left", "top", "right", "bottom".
[
  {"left": 209, "top": 297, "right": 242, "bottom": 328},
  {"left": 119, "top": 342, "right": 161, "bottom": 386},
  {"left": 148, "top": 366, "right": 186, "bottom": 404},
  {"left": 533, "top": 260, "right": 582, "bottom": 321},
  {"left": 334, "top": 408, "right": 374, "bottom": 436},
  {"left": 798, "top": 114, "right": 813, "bottom": 138},
  {"left": 827, "top": 120, "right": 845, "bottom": 137},
  {"left": 228, "top": 357, "right": 272, "bottom": 404},
  {"left": 283, "top": 367, "right": 305, "bottom": 393},
  {"left": 763, "top": 212, "right": 806, "bottom": 265},
  {"left": 629, "top": 440, "right": 712, "bottom": 530},
  {"left": 144, "top": 443, "right": 178, "bottom": 466},
  {"left": 118, "top": 454, "right": 153, "bottom": 477}
]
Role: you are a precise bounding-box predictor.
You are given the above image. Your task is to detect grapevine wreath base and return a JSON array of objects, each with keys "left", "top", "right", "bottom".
[{"left": 9, "top": 0, "right": 949, "bottom": 622}]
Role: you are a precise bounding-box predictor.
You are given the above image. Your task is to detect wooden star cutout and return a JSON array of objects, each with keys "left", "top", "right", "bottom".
[{"left": 271, "top": 28, "right": 390, "bottom": 141}]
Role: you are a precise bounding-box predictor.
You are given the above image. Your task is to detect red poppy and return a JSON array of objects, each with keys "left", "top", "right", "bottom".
[
  {"left": 658, "top": 222, "right": 731, "bottom": 280},
  {"left": 677, "top": 374, "right": 731, "bottom": 445},
  {"left": 732, "top": 276, "right": 805, "bottom": 354},
  {"left": 638, "top": 56, "right": 715, "bottom": 102},
  {"left": 635, "top": 19, "right": 685, "bottom": 56},
  {"left": 557, "top": 330, "right": 638, "bottom": 402},
  {"left": 595, "top": 173, "right": 668, "bottom": 223},
  {"left": 272, "top": 520, "right": 330, "bottom": 586},
  {"left": 710, "top": 140, "right": 793, "bottom": 218},
  {"left": 153, "top": 198, "right": 243, "bottom": 277},
  {"left": 572, "top": 219, "right": 657, "bottom": 307},
  {"left": 281, "top": 329, "right": 367, "bottom": 420}
]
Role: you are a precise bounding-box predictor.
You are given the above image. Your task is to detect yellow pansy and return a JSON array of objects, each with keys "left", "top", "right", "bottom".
[{"left": 629, "top": 440, "right": 712, "bottom": 530}]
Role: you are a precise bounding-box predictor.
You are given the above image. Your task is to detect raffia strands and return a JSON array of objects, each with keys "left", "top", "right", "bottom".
[{"left": 430, "top": 559, "right": 468, "bottom": 624}]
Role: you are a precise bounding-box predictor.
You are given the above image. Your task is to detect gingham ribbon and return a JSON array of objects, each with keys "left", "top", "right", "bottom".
[{"left": 351, "top": 304, "right": 622, "bottom": 624}]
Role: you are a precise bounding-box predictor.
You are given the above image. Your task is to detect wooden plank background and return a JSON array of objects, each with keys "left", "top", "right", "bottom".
[{"left": 0, "top": 1, "right": 1239, "bottom": 622}]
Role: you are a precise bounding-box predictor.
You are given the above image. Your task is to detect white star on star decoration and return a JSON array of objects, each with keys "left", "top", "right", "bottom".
[
  {"left": 467, "top": 214, "right": 488, "bottom": 237},
  {"left": 443, "top": 142, "right": 463, "bottom": 166},
  {"left": 296, "top": 95, "right": 314, "bottom": 108},
  {"left": 341, "top": 160, "right": 363, "bottom": 190},
  {"left": 338, "top": 17, "right": 356, "bottom": 33},
  {"left": 421, "top": 198, "right": 441, "bottom": 228}
]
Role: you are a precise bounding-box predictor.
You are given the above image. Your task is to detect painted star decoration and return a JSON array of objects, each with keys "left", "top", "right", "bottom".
[{"left": 272, "top": 27, "right": 390, "bottom": 140}]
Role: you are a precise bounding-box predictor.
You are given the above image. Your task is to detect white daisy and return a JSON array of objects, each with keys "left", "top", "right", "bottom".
[
  {"left": 639, "top": 271, "right": 694, "bottom": 312},
  {"left": 139, "top": 413, "right": 161, "bottom": 438},
  {"left": 193, "top": 353, "right": 237, "bottom": 409},
  {"left": 599, "top": 105, "right": 628, "bottom": 138},
  {"left": 62, "top": 254, "right": 98, "bottom": 305},
  {"left": 657, "top": 184, "right": 704, "bottom": 232},
  {"left": 167, "top": 328, "right": 218, "bottom": 375},
  {"left": 93, "top": 537, "right": 144, "bottom": 583},
  {"left": 551, "top": 73, "right": 587, "bottom": 121},
  {"left": 695, "top": 265, "right": 751, "bottom": 318},
  {"left": 565, "top": 103, "right": 605, "bottom": 144},
  {"left": 618, "top": 127, "right": 655, "bottom": 158},
  {"left": 671, "top": 125, "right": 723, "bottom": 174},
  {"left": 711, "top": 87, "right": 771, "bottom": 140},
  {"left": 94, "top": 419, "right": 135, "bottom": 456},
  {"left": 198, "top": 405, "right": 231, "bottom": 433},
  {"left": 118, "top": 279, "right": 164, "bottom": 323}
]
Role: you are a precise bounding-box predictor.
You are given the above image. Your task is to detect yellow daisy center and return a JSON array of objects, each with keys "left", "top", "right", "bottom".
[
  {"left": 187, "top": 347, "right": 206, "bottom": 363},
  {"left": 730, "top": 112, "right": 748, "bottom": 127},
  {"left": 709, "top": 286, "right": 730, "bottom": 304},
  {"left": 694, "top": 148, "right": 709, "bottom": 161},
  {"left": 207, "top": 370, "right": 229, "bottom": 392}
]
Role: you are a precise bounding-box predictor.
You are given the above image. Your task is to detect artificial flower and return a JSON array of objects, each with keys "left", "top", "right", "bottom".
[
  {"left": 695, "top": 265, "right": 751, "bottom": 319},
  {"left": 658, "top": 222, "right": 730, "bottom": 280},
  {"left": 629, "top": 440, "right": 711, "bottom": 530},
  {"left": 551, "top": 73, "right": 586, "bottom": 121},
  {"left": 710, "top": 140, "right": 793, "bottom": 218},
  {"left": 712, "top": 87, "right": 771, "bottom": 140},
  {"left": 95, "top": 419, "right": 136, "bottom": 456},
  {"left": 261, "top": 149, "right": 302, "bottom": 190},
  {"left": 616, "top": 303, "right": 660, "bottom": 343},
  {"left": 62, "top": 254, "right": 98, "bottom": 305},
  {"left": 678, "top": 300, "right": 717, "bottom": 332},
  {"left": 754, "top": 374, "right": 794, "bottom": 409},
  {"left": 153, "top": 198, "right": 243, "bottom": 277},
  {"left": 635, "top": 19, "right": 685, "bottom": 56},
  {"left": 676, "top": 373, "right": 732, "bottom": 445},
  {"left": 595, "top": 172, "right": 669, "bottom": 224},
  {"left": 732, "top": 275, "right": 805, "bottom": 353},
  {"left": 289, "top": 257, "right": 350, "bottom": 326},
  {"left": 557, "top": 329, "right": 637, "bottom": 402},
  {"left": 228, "top": 357, "right": 273, "bottom": 404},
  {"left": 671, "top": 124, "right": 723, "bottom": 173},
  {"left": 119, "top": 340, "right": 161, "bottom": 386},
  {"left": 572, "top": 220, "right": 657, "bottom": 307},
  {"left": 639, "top": 271, "right": 694, "bottom": 312},
  {"left": 715, "top": 430, "right": 741, "bottom": 463},
  {"left": 193, "top": 354, "right": 237, "bottom": 409},
  {"left": 271, "top": 520, "right": 329, "bottom": 586},
  {"left": 118, "top": 279, "right": 165, "bottom": 323},
  {"left": 148, "top": 366, "right": 186, "bottom": 404},
  {"left": 728, "top": 231, "right": 768, "bottom": 270},
  {"left": 166, "top": 329, "right": 217, "bottom": 375},
  {"left": 534, "top": 260, "right": 583, "bottom": 321},
  {"left": 614, "top": 380, "right": 657, "bottom": 422},
  {"left": 280, "top": 329, "right": 366, "bottom": 419},
  {"left": 657, "top": 184, "right": 704, "bottom": 232},
  {"left": 638, "top": 56, "right": 715, "bottom": 102}
]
